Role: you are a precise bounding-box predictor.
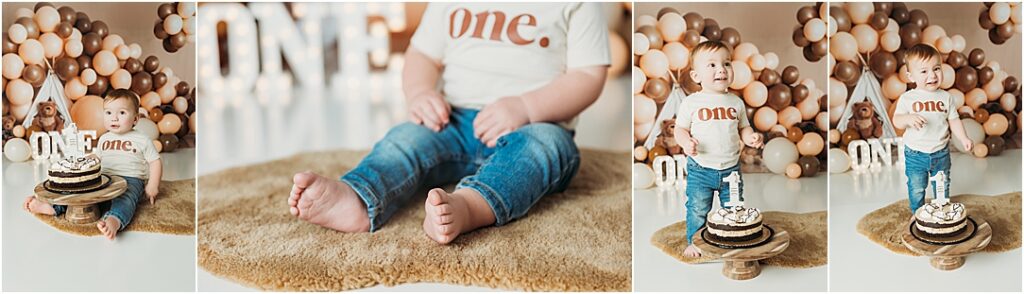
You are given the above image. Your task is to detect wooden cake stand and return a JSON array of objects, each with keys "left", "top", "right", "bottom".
[
  {"left": 34, "top": 175, "right": 127, "bottom": 224},
  {"left": 693, "top": 227, "right": 791, "bottom": 280},
  {"left": 902, "top": 216, "right": 992, "bottom": 271}
]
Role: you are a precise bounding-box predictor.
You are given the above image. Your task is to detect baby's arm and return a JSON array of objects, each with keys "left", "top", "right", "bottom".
[
  {"left": 146, "top": 159, "right": 162, "bottom": 204},
  {"left": 892, "top": 113, "right": 927, "bottom": 129},
  {"left": 402, "top": 47, "right": 450, "bottom": 132},
  {"left": 949, "top": 119, "right": 972, "bottom": 151},
  {"left": 475, "top": 66, "right": 608, "bottom": 147},
  {"left": 675, "top": 125, "right": 698, "bottom": 156},
  {"left": 740, "top": 127, "right": 764, "bottom": 148}
]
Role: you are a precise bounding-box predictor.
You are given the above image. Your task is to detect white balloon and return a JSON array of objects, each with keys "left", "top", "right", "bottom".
[
  {"left": 178, "top": 2, "right": 197, "bottom": 17},
  {"left": 8, "top": 24, "right": 28, "bottom": 44},
  {"left": 828, "top": 148, "right": 851, "bottom": 173},
  {"left": 3, "top": 138, "right": 32, "bottom": 162},
  {"left": 134, "top": 118, "right": 160, "bottom": 140},
  {"left": 763, "top": 137, "right": 799, "bottom": 174},
  {"left": 164, "top": 14, "right": 184, "bottom": 35},
  {"left": 633, "top": 163, "right": 655, "bottom": 189}
]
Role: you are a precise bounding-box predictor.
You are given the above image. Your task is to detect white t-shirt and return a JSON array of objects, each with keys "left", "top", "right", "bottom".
[
  {"left": 97, "top": 130, "right": 160, "bottom": 180},
  {"left": 676, "top": 92, "right": 751, "bottom": 169},
  {"left": 894, "top": 89, "right": 959, "bottom": 153},
  {"left": 411, "top": 3, "right": 611, "bottom": 126}
]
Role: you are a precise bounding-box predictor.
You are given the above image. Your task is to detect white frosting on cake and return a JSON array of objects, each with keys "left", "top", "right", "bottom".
[
  {"left": 915, "top": 220, "right": 968, "bottom": 235},
  {"left": 915, "top": 202, "right": 966, "bottom": 224},
  {"left": 706, "top": 226, "right": 762, "bottom": 237},
  {"left": 708, "top": 206, "right": 762, "bottom": 225},
  {"left": 49, "top": 156, "right": 100, "bottom": 172}
]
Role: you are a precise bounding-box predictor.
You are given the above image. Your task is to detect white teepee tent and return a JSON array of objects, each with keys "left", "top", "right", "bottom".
[
  {"left": 836, "top": 68, "right": 898, "bottom": 138},
  {"left": 21, "top": 67, "right": 73, "bottom": 130}
]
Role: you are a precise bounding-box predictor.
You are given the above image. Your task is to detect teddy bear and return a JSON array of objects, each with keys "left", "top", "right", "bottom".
[
  {"left": 846, "top": 101, "right": 883, "bottom": 139},
  {"left": 32, "top": 100, "right": 64, "bottom": 133},
  {"left": 2, "top": 115, "right": 14, "bottom": 144},
  {"left": 656, "top": 118, "right": 682, "bottom": 155}
]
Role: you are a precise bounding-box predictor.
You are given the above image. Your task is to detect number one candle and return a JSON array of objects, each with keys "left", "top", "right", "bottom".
[
  {"left": 930, "top": 171, "right": 948, "bottom": 205},
  {"left": 723, "top": 171, "right": 743, "bottom": 208}
]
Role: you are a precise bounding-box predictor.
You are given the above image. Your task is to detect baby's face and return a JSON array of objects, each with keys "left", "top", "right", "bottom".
[
  {"left": 905, "top": 56, "right": 942, "bottom": 92},
  {"left": 103, "top": 98, "right": 138, "bottom": 134},
  {"left": 690, "top": 49, "right": 733, "bottom": 94}
]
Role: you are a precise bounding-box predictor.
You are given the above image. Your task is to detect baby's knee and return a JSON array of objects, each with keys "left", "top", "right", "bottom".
[
  {"left": 378, "top": 123, "right": 441, "bottom": 147},
  {"left": 505, "top": 124, "right": 575, "bottom": 152}
]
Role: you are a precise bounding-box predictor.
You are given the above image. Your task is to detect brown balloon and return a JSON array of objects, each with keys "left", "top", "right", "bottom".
[
  {"left": 968, "top": 48, "right": 986, "bottom": 67},
  {"left": 91, "top": 21, "right": 109, "bottom": 38},
  {"left": 34, "top": 2, "right": 55, "bottom": 11},
  {"left": 76, "top": 55, "right": 92, "bottom": 71},
  {"left": 793, "top": 84, "right": 810, "bottom": 104},
  {"left": 947, "top": 51, "right": 967, "bottom": 69},
  {"left": 1003, "top": 76, "right": 1019, "bottom": 93},
  {"left": 176, "top": 114, "right": 191, "bottom": 138},
  {"left": 124, "top": 58, "right": 142, "bottom": 74},
  {"left": 845, "top": 64, "right": 862, "bottom": 87},
  {"left": 154, "top": 20, "right": 169, "bottom": 39},
  {"left": 637, "top": 25, "right": 663, "bottom": 50},
  {"left": 891, "top": 4, "right": 910, "bottom": 24},
  {"left": 682, "top": 30, "right": 701, "bottom": 48},
  {"left": 760, "top": 69, "right": 781, "bottom": 87},
  {"left": 768, "top": 84, "right": 793, "bottom": 111},
  {"left": 75, "top": 15, "right": 92, "bottom": 33},
  {"left": 793, "top": 26, "right": 810, "bottom": 47},
  {"left": 159, "top": 134, "right": 179, "bottom": 153},
  {"left": 144, "top": 56, "right": 161, "bottom": 73},
  {"left": 787, "top": 126, "right": 805, "bottom": 142},
  {"left": 158, "top": 3, "right": 176, "bottom": 19},
  {"left": 87, "top": 76, "right": 109, "bottom": 95},
  {"left": 131, "top": 72, "right": 153, "bottom": 96},
  {"left": 797, "top": 6, "right": 818, "bottom": 25},
  {"left": 82, "top": 33, "right": 102, "bottom": 56},
  {"left": 874, "top": 2, "right": 893, "bottom": 16},
  {"left": 169, "top": 32, "right": 187, "bottom": 48},
  {"left": 835, "top": 61, "right": 859, "bottom": 82},
  {"left": 175, "top": 81, "right": 190, "bottom": 96},
  {"left": 995, "top": 23, "right": 1014, "bottom": 40},
  {"left": 683, "top": 12, "right": 705, "bottom": 34},
  {"left": 150, "top": 108, "right": 165, "bottom": 124},
  {"left": 55, "top": 22, "right": 73, "bottom": 39},
  {"left": 975, "top": 108, "right": 990, "bottom": 123},
  {"left": 955, "top": 66, "right": 978, "bottom": 92},
  {"left": 989, "top": 28, "right": 1008, "bottom": 45},
  {"left": 869, "top": 12, "right": 889, "bottom": 30},
  {"left": 811, "top": 39, "right": 828, "bottom": 57},
  {"left": 58, "top": 6, "right": 76, "bottom": 23},
  {"left": 16, "top": 17, "right": 40, "bottom": 39},
  {"left": 703, "top": 24, "right": 722, "bottom": 42},
  {"left": 54, "top": 57, "right": 80, "bottom": 81},
  {"left": 644, "top": 77, "right": 670, "bottom": 102},
  {"left": 803, "top": 45, "right": 823, "bottom": 62},
  {"left": 163, "top": 38, "right": 180, "bottom": 53},
  {"left": 979, "top": 8, "right": 996, "bottom": 29},
  {"left": 153, "top": 72, "right": 168, "bottom": 89},
  {"left": 782, "top": 66, "right": 800, "bottom": 85},
  {"left": 22, "top": 64, "right": 45, "bottom": 86},
  {"left": 798, "top": 156, "right": 820, "bottom": 177},
  {"left": 720, "top": 27, "right": 741, "bottom": 48},
  {"left": 3, "top": 36, "right": 17, "bottom": 54},
  {"left": 985, "top": 136, "right": 1005, "bottom": 156},
  {"left": 899, "top": 23, "right": 922, "bottom": 49},
  {"left": 978, "top": 67, "right": 995, "bottom": 86},
  {"left": 657, "top": 7, "right": 680, "bottom": 19},
  {"left": 841, "top": 128, "right": 862, "bottom": 146},
  {"left": 908, "top": 9, "right": 929, "bottom": 28},
  {"left": 869, "top": 52, "right": 897, "bottom": 79},
  {"left": 830, "top": 6, "right": 852, "bottom": 32}
]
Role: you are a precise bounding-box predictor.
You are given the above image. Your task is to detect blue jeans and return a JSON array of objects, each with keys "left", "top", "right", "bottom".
[
  {"left": 341, "top": 107, "right": 581, "bottom": 232},
  {"left": 53, "top": 176, "right": 146, "bottom": 231},
  {"left": 684, "top": 158, "right": 743, "bottom": 244},
  {"left": 904, "top": 147, "right": 951, "bottom": 213}
]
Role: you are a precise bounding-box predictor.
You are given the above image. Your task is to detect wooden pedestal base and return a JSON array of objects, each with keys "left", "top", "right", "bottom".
[
  {"left": 694, "top": 226, "right": 791, "bottom": 280},
  {"left": 34, "top": 176, "right": 127, "bottom": 224},
  {"left": 929, "top": 256, "right": 965, "bottom": 270},
  {"left": 66, "top": 204, "right": 102, "bottom": 224},
  {"left": 902, "top": 216, "right": 992, "bottom": 271}
]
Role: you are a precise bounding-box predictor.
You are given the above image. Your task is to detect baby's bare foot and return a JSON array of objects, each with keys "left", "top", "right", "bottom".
[
  {"left": 23, "top": 196, "right": 55, "bottom": 215},
  {"left": 422, "top": 188, "right": 496, "bottom": 244},
  {"left": 288, "top": 171, "right": 369, "bottom": 232},
  {"left": 683, "top": 244, "right": 702, "bottom": 258},
  {"left": 96, "top": 216, "right": 121, "bottom": 240}
]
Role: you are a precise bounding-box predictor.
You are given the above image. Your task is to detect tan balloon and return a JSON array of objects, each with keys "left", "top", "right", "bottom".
[
  {"left": 966, "top": 88, "right": 987, "bottom": 109},
  {"left": 940, "top": 64, "right": 955, "bottom": 89},
  {"left": 730, "top": 61, "right": 752, "bottom": 90},
  {"left": 749, "top": 54, "right": 766, "bottom": 71},
  {"left": 8, "top": 24, "right": 28, "bottom": 44},
  {"left": 158, "top": 114, "right": 182, "bottom": 135},
  {"left": 64, "top": 39, "right": 83, "bottom": 58},
  {"left": 70, "top": 95, "right": 107, "bottom": 137},
  {"left": 733, "top": 43, "right": 759, "bottom": 64},
  {"left": 64, "top": 77, "right": 87, "bottom": 100},
  {"left": 1012, "top": 3, "right": 1022, "bottom": 23},
  {"left": 634, "top": 94, "right": 657, "bottom": 124},
  {"left": 102, "top": 34, "right": 124, "bottom": 51},
  {"left": 173, "top": 96, "right": 189, "bottom": 114},
  {"left": 39, "top": 33, "right": 63, "bottom": 58},
  {"left": 778, "top": 106, "right": 802, "bottom": 128},
  {"left": 984, "top": 113, "right": 1008, "bottom": 136},
  {"left": 743, "top": 81, "right": 768, "bottom": 107},
  {"left": 34, "top": 6, "right": 60, "bottom": 33},
  {"left": 6, "top": 79, "right": 34, "bottom": 105},
  {"left": 951, "top": 35, "right": 966, "bottom": 52},
  {"left": 158, "top": 82, "right": 177, "bottom": 103},
  {"left": 92, "top": 50, "right": 119, "bottom": 76},
  {"left": 851, "top": 24, "right": 878, "bottom": 53},
  {"left": 2, "top": 54, "right": 25, "bottom": 80},
  {"left": 934, "top": 36, "right": 953, "bottom": 54},
  {"left": 830, "top": 32, "right": 858, "bottom": 61},
  {"left": 922, "top": 25, "right": 947, "bottom": 46},
  {"left": 804, "top": 18, "right": 826, "bottom": 42},
  {"left": 798, "top": 96, "right": 820, "bottom": 120},
  {"left": 846, "top": 2, "right": 874, "bottom": 24},
  {"left": 12, "top": 103, "right": 31, "bottom": 121},
  {"left": 798, "top": 132, "right": 825, "bottom": 156},
  {"left": 754, "top": 107, "right": 778, "bottom": 132},
  {"left": 662, "top": 42, "right": 690, "bottom": 70},
  {"left": 639, "top": 49, "right": 669, "bottom": 79},
  {"left": 632, "top": 66, "right": 646, "bottom": 94},
  {"left": 1001, "top": 93, "right": 1016, "bottom": 112},
  {"left": 633, "top": 33, "right": 650, "bottom": 55},
  {"left": 141, "top": 91, "right": 162, "bottom": 110},
  {"left": 657, "top": 13, "right": 686, "bottom": 42},
  {"left": 984, "top": 80, "right": 1004, "bottom": 101},
  {"left": 882, "top": 75, "right": 907, "bottom": 100},
  {"left": 81, "top": 69, "right": 97, "bottom": 85},
  {"left": 18, "top": 39, "right": 45, "bottom": 65},
  {"left": 115, "top": 44, "right": 131, "bottom": 60},
  {"left": 129, "top": 43, "right": 143, "bottom": 59},
  {"left": 898, "top": 65, "right": 911, "bottom": 83},
  {"left": 829, "top": 78, "right": 848, "bottom": 107},
  {"left": 111, "top": 69, "right": 132, "bottom": 89},
  {"left": 763, "top": 52, "right": 779, "bottom": 70},
  {"left": 949, "top": 88, "right": 965, "bottom": 108},
  {"left": 634, "top": 122, "right": 654, "bottom": 142},
  {"left": 828, "top": 16, "right": 838, "bottom": 37},
  {"left": 828, "top": 129, "right": 841, "bottom": 143},
  {"left": 785, "top": 163, "right": 802, "bottom": 178}
]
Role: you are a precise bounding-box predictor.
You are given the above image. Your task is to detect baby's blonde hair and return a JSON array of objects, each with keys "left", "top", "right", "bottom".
[
  {"left": 103, "top": 89, "right": 142, "bottom": 117},
  {"left": 688, "top": 40, "right": 732, "bottom": 69},
  {"left": 904, "top": 44, "right": 941, "bottom": 69}
]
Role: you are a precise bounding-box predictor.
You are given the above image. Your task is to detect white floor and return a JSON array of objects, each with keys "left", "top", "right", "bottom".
[
  {"left": 829, "top": 149, "right": 1022, "bottom": 292},
  {"left": 1, "top": 149, "right": 197, "bottom": 292},
  {"left": 195, "top": 76, "right": 632, "bottom": 291},
  {"left": 633, "top": 172, "right": 828, "bottom": 292}
]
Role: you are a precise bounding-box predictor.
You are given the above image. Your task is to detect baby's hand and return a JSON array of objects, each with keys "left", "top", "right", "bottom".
[
  {"left": 407, "top": 91, "right": 451, "bottom": 132},
  {"left": 681, "top": 137, "right": 699, "bottom": 156},
  {"left": 743, "top": 132, "right": 764, "bottom": 148},
  {"left": 907, "top": 114, "right": 927, "bottom": 129},
  {"left": 145, "top": 183, "right": 159, "bottom": 205},
  {"left": 474, "top": 96, "right": 530, "bottom": 147},
  {"left": 962, "top": 138, "right": 973, "bottom": 153}
]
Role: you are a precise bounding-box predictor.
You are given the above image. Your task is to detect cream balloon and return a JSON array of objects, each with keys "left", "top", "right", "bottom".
[
  {"left": 991, "top": 2, "right": 1011, "bottom": 25},
  {"left": 1000, "top": 93, "right": 1016, "bottom": 112},
  {"left": 733, "top": 42, "right": 759, "bottom": 64},
  {"left": 4, "top": 138, "right": 32, "bottom": 162},
  {"left": 634, "top": 94, "right": 657, "bottom": 124},
  {"left": 129, "top": 43, "right": 143, "bottom": 59},
  {"left": 965, "top": 88, "right": 988, "bottom": 110},
  {"left": 804, "top": 18, "right": 826, "bottom": 42},
  {"left": 940, "top": 64, "right": 955, "bottom": 89},
  {"left": 748, "top": 54, "right": 766, "bottom": 71},
  {"left": 5, "top": 79, "right": 34, "bottom": 105},
  {"left": 763, "top": 137, "right": 799, "bottom": 174},
  {"left": 730, "top": 61, "right": 752, "bottom": 90},
  {"left": 183, "top": 17, "right": 197, "bottom": 35},
  {"left": 633, "top": 163, "right": 655, "bottom": 189},
  {"left": 935, "top": 36, "right": 953, "bottom": 54},
  {"left": 830, "top": 32, "right": 857, "bottom": 61},
  {"left": 846, "top": 2, "right": 874, "bottom": 24},
  {"left": 158, "top": 82, "right": 177, "bottom": 103},
  {"left": 763, "top": 52, "right": 779, "bottom": 70},
  {"left": 102, "top": 34, "right": 125, "bottom": 51},
  {"left": 34, "top": 6, "right": 60, "bottom": 33},
  {"left": 828, "top": 148, "right": 851, "bottom": 173},
  {"left": 634, "top": 122, "right": 653, "bottom": 142},
  {"left": 173, "top": 96, "right": 188, "bottom": 114},
  {"left": 828, "top": 16, "right": 838, "bottom": 37},
  {"left": 798, "top": 96, "right": 820, "bottom": 120},
  {"left": 632, "top": 66, "right": 646, "bottom": 94},
  {"left": 797, "top": 132, "right": 825, "bottom": 156},
  {"left": 2, "top": 54, "right": 25, "bottom": 80},
  {"left": 851, "top": 24, "right": 878, "bottom": 53},
  {"left": 64, "top": 38, "right": 83, "bottom": 58},
  {"left": 8, "top": 24, "right": 28, "bottom": 44},
  {"left": 778, "top": 106, "right": 801, "bottom": 128},
  {"left": 754, "top": 107, "right": 778, "bottom": 132},
  {"left": 829, "top": 78, "right": 847, "bottom": 107},
  {"left": 39, "top": 33, "right": 63, "bottom": 58},
  {"left": 11, "top": 103, "right": 31, "bottom": 121},
  {"left": 662, "top": 42, "right": 690, "bottom": 70},
  {"left": 134, "top": 118, "right": 160, "bottom": 140},
  {"left": 115, "top": 44, "right": 131, "bottom": 60},
  {"left": 639, "top": 49, "right": 669, "bottom": 79},
  {"left": 984, "top": 80, "right": 1004, "bottom": 101},
  {"left": 80, "top": 69, "right": 97, "bottom": 86},
  {"left": 951, "top": 34, "right": 966, "bottom": 52},
  {"left": 949, "top": 88, "right": 965, "bottom": 108},
  {"left": 743, "top": 81, "right": 768, "bottom": 107},
  {"left": 14, "top": 8, "right": 34, "bottom": 19},
  {"left": 880, "top": 31, "right": 901, "bottom": 52},
  {"left": 92, "top": 50, "right": 119, "bottom": 76},
  {"left": 164, "top": 14, "right": 184, "bottom": 35},
  {"left": 921, "top": 25, "right": 947, "bottom": 46},
  {"left": 633, "top": 33, "right": 650, "bottom": 56},
  {"left": 1012, "top": 3, "right": 1022, "bottom": 23},
  {"left": 178, "top": 2, "right": 197, "bottom": 17},
  {"left": 18, "top": 39, "right": 44, "bottom": 65},
  {"left": 111, "top": 69, "right": 132, "bottom": 89},
  {"left": 64, "top": 77, "right": 87, "bottom": 100},
  {"left": 816, "top": 112, "right": 829, "bottom": 132},
  {"left": 141, "top": 91, "right": 162, "bottom": 110},
  {"left": 657, "top": 13, "right": 686, "bottom": 42},
  {"left": 636, "top": 15, "right": 657, "bottom": 28},
  {"left": 882, "top": 75, "right": 906, "bottom": 100}
]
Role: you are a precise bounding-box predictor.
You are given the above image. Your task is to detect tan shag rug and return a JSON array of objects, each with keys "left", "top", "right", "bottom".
[
  {"left": 857, "top": 192, "right": 1022, "bottom": 255},
  {"left": 197, "top": 149, "right": 631, "bottom": 291},
  {"left": 34, "top": 179, "right": 196, "bottom": 236},
  {"left": 651, "top": 211, "right": 827, "bottom": 268}
]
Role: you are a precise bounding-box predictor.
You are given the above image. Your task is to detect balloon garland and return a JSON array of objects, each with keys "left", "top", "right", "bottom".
[
  {"left": 632, "top": 4, "right": 828, "bottom": 184},
  {"left": 3, "top": 3, "right": 197, "bottom": 162},
  {"left": 826, "top": 2, "right": 1022, "bottom": 173},
  {"left": 978, "top": 2, "right": 1021, "bottom": 45},
  {"left": 153, "top": 2, "right": 196, "bottom": 53}
]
